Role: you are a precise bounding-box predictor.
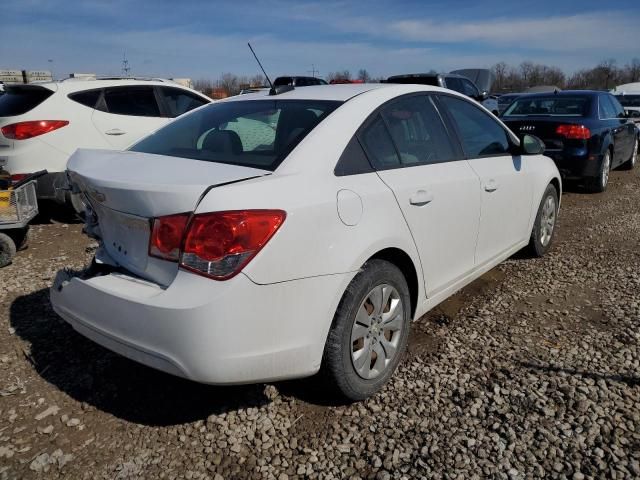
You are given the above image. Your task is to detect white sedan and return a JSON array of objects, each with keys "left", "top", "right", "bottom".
[{"left": 51, "top": 83, "right": 561, "bottom": 400}]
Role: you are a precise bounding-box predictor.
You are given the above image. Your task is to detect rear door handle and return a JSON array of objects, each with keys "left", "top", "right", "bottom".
[
  {"left": 105, "top": 128, "right": 126, "bottom": 136},
  {"left": 484, "top": 179, "right": 499, "bottom": 192},
  {"left": 409, "top": 190, "right": 434, "bottom": 206}
]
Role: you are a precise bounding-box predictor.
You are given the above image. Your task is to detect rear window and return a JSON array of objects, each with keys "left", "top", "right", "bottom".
[
  {"left": 503, "top": 96, "right": 591, "bottom": 117},
  {"left": 616, "top": 94, "right": 640, "bottom": 108},
  {"left": 68, "top": 89, "right": 101, "bottom": 109},
  {"left": 0, "top": 86, "right": 53, "bottom": 116},
  {"left": 130, "top": 99, "right": 341, "bottom": 171}
]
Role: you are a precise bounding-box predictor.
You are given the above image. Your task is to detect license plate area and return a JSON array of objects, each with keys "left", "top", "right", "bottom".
[{"left": 94, "top": 204, "right": 150, "bottom": 273}]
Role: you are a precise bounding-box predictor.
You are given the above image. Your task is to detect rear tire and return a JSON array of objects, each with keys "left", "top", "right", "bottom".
[
  {"left": 528, "top": 184, "right": 558, "bottom": 258},
  {"left": 0, "top": 233, "right": 17, "bottom": 268},
  {"left": 621, "top": 137, "right": 637, "bottom": 171},
  {"left": 320, "top": 259, "right": 411, "bottom": 401},
  {"left": 586, "top": 149, "right": 611, "bottom": 193}
]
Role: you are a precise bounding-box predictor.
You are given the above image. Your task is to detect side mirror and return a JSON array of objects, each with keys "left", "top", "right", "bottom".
[
  {"left": 478, "top": 91, "right": 489, "bottom": 101},
  {"left": 521, "top": 134, "right": 545, "bottom": 155}
]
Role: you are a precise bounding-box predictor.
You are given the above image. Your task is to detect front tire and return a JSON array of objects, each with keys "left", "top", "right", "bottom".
[
  {"left": 528, "top": 184, "right": 558, "bottom": 257},
  {"left": 621, "top": 137, "right": 638, "bottom": 171},
  {"left": 321, "top": 259, "right": 411, "bottom": 401}
]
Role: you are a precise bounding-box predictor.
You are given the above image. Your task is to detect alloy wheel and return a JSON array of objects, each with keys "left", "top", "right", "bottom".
[
  {"left": 350, "top": 284, "right": 404, "bottom": 380},
  {"left": 540, "top": 195, "right": 557, "bottom": 247},
  {"left": 601, "top": 151, "right": 611, "bottom": 189}
]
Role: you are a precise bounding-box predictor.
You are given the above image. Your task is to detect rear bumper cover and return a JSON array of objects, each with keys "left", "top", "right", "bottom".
[
  {"left": 546, "top": 150, "right": 603, "bottom": 180},
  {"left": 50, "top": 267, "right": 352, "bottom": 384}
]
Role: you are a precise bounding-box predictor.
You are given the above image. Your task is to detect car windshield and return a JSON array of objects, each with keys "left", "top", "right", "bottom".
[
  {"left": 616, "top": 94, "right": 640, "bottom": 107},
  {"left": 130, "top": 99, "right": 342, "bottom": 171},
  {"left": 503, "top": 96, "right": 591, "bottom": 117}
]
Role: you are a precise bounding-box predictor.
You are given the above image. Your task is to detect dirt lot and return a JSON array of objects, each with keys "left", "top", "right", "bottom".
[{"left": 1, "top": 167, "right": 639, "bottom": 480}]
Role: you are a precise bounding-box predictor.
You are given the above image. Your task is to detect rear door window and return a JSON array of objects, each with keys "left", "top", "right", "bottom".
[
  {"left": 599, "top": 96, "right": 618, "bottom": 119},
  {"left": 0, "top": 86, "right": 53, "bottom": 116},
  {"left": 103, "top": 86, "right": 161, "bottom": 117},
  {"left": 440, "top": 95, "right": 511, "bottom": 157},
  {"left": 607, "top": 95, "right": 625, "bottom": 118},
  {"left": 380, "top": 95, "right": 458, "bottom": 166},
  {"left": 359, "top": 115, "right": 400, "bottom": 169},
  {"left": 68, "top": 89, "right": 101, "bottom": 109},
  {"left": 158, "top": 87, "right": 209, "bottom": 118}
]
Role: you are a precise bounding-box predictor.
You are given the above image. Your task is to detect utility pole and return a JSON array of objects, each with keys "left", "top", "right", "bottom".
[
  {"left": 121, "top": 53, "right": 131, "bottom": 77},
  {"left": 307, "top": 64, "right": 319, "bottom": 78}
]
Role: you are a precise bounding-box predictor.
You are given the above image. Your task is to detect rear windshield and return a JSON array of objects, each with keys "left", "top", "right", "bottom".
[
  {"left": 503, "top": 96, "right": 591, "bottom": 117},
  {"left": 616, "top": 95, "right": 640, "bottom": 108},
  {"left": 130, "top": 99, "right": 341, "bottom": 171},
  {"left": 0, "top": 86, "right": 53, "bottom": 116}
]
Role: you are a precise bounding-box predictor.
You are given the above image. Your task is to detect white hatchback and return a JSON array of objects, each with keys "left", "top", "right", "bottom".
[
  {"left": 0, "top": 78, "right": 210, "bottom": 208},
  {"left": 51, "top": 83, "right": 561, "bottom": 400}
]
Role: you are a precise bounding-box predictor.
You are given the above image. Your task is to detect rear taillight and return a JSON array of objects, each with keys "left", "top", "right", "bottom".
[
  {"left": 148, "top": 210, "right": 286, "bottom": 280},
  {"left": 1, "top": 120, "right": 69, "bottom": 140},
  {"left": 10, "top": 174, "right": 29, "bottom": 184},
  {"left": 149, "top": 213, "right": 190, "bottom": 262},
  {"left": 181, "top": 210, "right": 286, "bottom": 280},
  {"left": 555, "top": 124, "right": 591, "bottom": 140}
]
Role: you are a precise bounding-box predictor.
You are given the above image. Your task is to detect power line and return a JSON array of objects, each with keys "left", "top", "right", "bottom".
[{"left": 307, "top": 64, "right": 319, "bottom": 77}]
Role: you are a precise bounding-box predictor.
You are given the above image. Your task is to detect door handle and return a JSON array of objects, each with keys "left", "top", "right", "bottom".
[
  {"left": 484, "top": 179, "right": 499, "bottom": 192},
  {"left": 105, "top": 128, "right": 126, "bottom": 136},
  {"left": 409, "top": 190, "right": 434, "bottom": 206}
]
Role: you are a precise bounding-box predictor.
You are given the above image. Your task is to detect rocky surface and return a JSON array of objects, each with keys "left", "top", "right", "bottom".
[{"left": 0, "top": 167, "right": 639, "bottom": 479}]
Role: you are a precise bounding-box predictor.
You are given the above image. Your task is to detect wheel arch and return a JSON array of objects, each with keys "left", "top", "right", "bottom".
[{"left": 367, "top": 247, "right": 419, "bottom": 318}]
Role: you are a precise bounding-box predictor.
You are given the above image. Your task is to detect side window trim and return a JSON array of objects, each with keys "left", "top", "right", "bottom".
[{"left": 435, "top": 92, "right": 516, "bottom": 160}]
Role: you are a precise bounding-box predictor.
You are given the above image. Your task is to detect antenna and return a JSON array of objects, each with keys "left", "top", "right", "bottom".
[
  {"left": 247, "top": 43, "right": 273, "bottom": 90},
  {"left": 121, "top": 52, "right": 131, "bottom": 77}
]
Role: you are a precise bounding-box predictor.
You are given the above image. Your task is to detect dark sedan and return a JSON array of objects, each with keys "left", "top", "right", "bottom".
[{"left": 502, "top": 91, "right": 639, "bottom": 192}]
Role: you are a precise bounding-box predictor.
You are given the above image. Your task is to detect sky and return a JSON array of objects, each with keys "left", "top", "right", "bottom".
[{"left": 2, "top": 0, "right": 639, "bottom": 81}]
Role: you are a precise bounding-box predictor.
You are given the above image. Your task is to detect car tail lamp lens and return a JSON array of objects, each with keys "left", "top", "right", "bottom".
[
  {"left": 149, "top": 213, "right": 190, "bottom": 261},
  {"left": 181, "top": 210, "right": 286, "bottom": 280},
  {"left": 555, "top": 124, "right": 591, "bottom": 140},
  {"left": 1, "top": 120, "right": 69, "bottom": 140}
]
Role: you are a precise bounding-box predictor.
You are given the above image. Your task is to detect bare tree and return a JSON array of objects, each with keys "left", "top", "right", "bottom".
[
  {"left": 218, "top": 73, "right": 240, "bottom": 96},
  {"left": 327, "top": 70, "right": 352, "bottom": 82},
  {"left": 357, "top": 69, "right": 371, "bottom": 82}
]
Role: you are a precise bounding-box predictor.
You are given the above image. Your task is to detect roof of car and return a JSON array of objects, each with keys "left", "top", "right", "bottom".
[
  {"left": 222, "top": 83, "right": 393, "bottom": 102},
  {"left": 516, "top": 90, "right": 601, "bottom": 98},
  {"left": 29, "top": 78, "right": 203, "bottom": 95}
]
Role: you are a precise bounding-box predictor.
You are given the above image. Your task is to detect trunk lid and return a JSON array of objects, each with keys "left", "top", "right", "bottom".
[
  {"left": 68, "top": 148, "right": 269, "bottom": 283},
  {"left": 502, "top": 117, "right": 585, "bottom": 152}
]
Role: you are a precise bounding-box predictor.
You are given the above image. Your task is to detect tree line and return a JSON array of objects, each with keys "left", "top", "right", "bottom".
[{"left": 193, "top": 58, "right": 640, "bottom": 97}]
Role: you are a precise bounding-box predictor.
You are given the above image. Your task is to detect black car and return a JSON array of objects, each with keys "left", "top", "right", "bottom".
[
  {"left": 385, "top": 73, "right": 488, "bottom": 103},
  {"left": 502, "top": 91, "right": 639, "bottom": 192},
  {"left": 273, "top": 76, "right": 327, "bottom": 87}
]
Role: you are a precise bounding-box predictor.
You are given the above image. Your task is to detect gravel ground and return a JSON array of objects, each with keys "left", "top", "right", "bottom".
[{"left": 0, "top": 167, "right": 639, "bottom": 480}]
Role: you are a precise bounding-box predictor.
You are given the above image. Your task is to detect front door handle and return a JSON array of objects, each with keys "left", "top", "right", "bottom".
[
  {"left": 409, "top": 190, "right": 434, "bottom": 206},
  {"left": 484, "top": 179, "right": 499, "bottom": 192},
  {"left": 105, "top": 128, "right": 126, "bottom": 136}
]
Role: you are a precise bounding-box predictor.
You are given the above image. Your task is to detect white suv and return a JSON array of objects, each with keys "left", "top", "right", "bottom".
[{"left": 0, "top": 78, "right": 211, "bottom": 207}]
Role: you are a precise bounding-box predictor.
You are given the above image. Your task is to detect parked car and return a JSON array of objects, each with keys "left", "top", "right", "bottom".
[
  {"left": 502, "top": 90, "right": 638, "bottom": 192},
  {"left": 274, "top": 76, "right": 327, "bottom": 87},
  {"left": 497, "top": 86, "right": 562, "bottom": 115},
  {"left": 51, "top": 83, "right": 561, "bottom": 401},
  {"left": 0, "top": 77, "right": 211, "bottom": 209},
  {"left": 450, "top": 68, "right": 498, "bottom": 114},
  {"left": 385, "top": 73, "right": 496, "bottom": 114}
]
